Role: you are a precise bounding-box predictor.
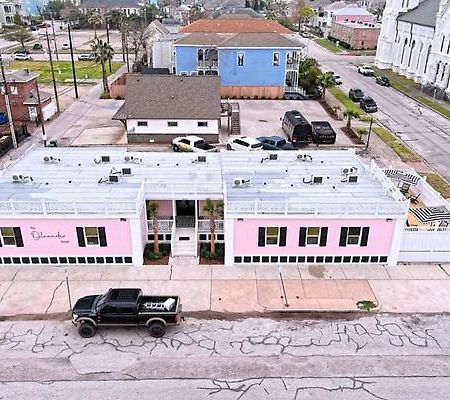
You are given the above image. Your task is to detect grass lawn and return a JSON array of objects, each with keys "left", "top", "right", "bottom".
[
  {"left": 329, "top": 86, "right": 364, "bottom": 115},
  {"left": 9, "top": 61, "right": 123, "bottom": 84},
  {"left": 414, "top": 95, "right": 450, "bottom": 119},
  {"left": 372, "top": 127, "right": 420, "bottom": 163},
  {"left": 314, "top": 37, "right": 342, "bottom": 53},
  {"left": 420, "top": 173, "right": 450, "bottom": 199}
]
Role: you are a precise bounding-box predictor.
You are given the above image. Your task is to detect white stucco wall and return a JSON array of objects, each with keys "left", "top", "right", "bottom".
[{"left": 127, "top": 119, "right": 219, "bottom": 136}]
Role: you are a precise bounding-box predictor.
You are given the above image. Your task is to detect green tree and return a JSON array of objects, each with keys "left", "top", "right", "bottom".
[
  {"left": 45, "top": 0, "right": 65, "bottom": 19},
  {"left": 88, "top": 11, "right": 103, "bottom": 38},
  {"left": 298, "top": 5, "right": 315, "bottom": 31},
  {"left": 147, "top": 201, "right": 160, "bottom": 254},
  {"left": 298, "top": 57, "right": 319, "bottom": 78},
  {"left": 189, "top": 4, "right": 204, "bottom": 23},
  {"left": 298, "top": 58, "right": 321, "bottom": 97},
  {"left": 373, "top": 4, "right": 385, "bottom": 21},
  {"left": 203, "top": 199, "right": 224, "bottom": 257},
  {"left": 2, "top": 27, "right": 33, "bottom": 50},
  {"left": 91, "top": 38, "right": 114, "bottom": 95},
  {"left": 316, "top": 72, "right": 336, "bottom": 100},
  {"left": 344, "top": 108, "right": 360, "bottom": 131}
]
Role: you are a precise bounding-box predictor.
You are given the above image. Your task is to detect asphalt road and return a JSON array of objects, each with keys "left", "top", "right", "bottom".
[
  {"left": 0, "top": 314, "right": 449, "bottom": 399},
  {"left": 305, "top": 38, "right": 450, "bottom": 182}
]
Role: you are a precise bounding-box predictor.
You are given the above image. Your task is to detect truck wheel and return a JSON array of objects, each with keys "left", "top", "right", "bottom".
[
  {"left": 78, "top": 321, "right": 97, "bottom": 338},
  {"left": 226, "top": 144, "right": 232, "bottom": 151},
  {"left": 173, "top": 144, "right": 180, "bottom": 152},
  {"left": 148, "top": 321, "right": 166, "bottom": 338}
]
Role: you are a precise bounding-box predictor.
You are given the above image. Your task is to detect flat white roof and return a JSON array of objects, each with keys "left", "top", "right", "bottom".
[{"left": 0, "top": 147, "right": 408, "bottom": 217}]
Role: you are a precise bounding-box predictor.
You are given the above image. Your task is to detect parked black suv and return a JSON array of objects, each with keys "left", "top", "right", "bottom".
[
  {"left": 375, "top": 76, "right": 390, "bottom": 87},
  {"left": 360, "top": 96, "right": 378, "bottom": 113},
  {"left": 349, "top": 88, "right": 365, "bottom": 102}
]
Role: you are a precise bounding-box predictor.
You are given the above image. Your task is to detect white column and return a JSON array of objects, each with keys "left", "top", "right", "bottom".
[
  {"left": 224, "top": 217, "right": 234, "bottom": 266},
  {"left": 130, "top": 215, "right": 144, "bottom": 266},
  {"left": 387, "top": 218, "right": 407, "bottom": 267}
]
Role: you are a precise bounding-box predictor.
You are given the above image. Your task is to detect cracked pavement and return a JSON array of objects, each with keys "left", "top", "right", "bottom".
[{"left": 0, "top": 314, "right": 449, "bottom": 399}]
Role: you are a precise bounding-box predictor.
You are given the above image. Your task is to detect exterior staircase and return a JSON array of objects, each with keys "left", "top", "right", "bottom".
[
  {"left": 172, "top": 228, "right": 197, "bottom": 257},
  {"left": 230, "top": 102, "right": 241, "bottom": 136}
]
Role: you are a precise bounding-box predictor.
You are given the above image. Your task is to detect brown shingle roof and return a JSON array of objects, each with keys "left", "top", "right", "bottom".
[
  {"left": 176, "top": 32, "right": 226, "bottom": 46},
  {"left": 114, "top": 75, "right": 221, "bottom": 120},
  {"left": 219, "top": 33, "right": 303, "bottom": 48},
  {"left": 180, "top": 18, "right": 292, "bottom": 34}
]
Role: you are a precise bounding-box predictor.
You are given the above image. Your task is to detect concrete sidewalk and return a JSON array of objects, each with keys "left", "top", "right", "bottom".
[{"left": 1, "top": 259, "right": 450, "bottom": 317}]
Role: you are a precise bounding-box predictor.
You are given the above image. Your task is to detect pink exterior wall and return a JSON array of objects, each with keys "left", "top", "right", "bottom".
[
  {"left": 334, "top": 15, "right": 374, "bottom": 23},
  {"left": 0, "top": 218, "right": 132, "bottom": 256},
  {"left": 147, "top": 200, "right": 173, "bottom": 218},
  {"left": 233, "top": 218, "right": 396, "bottom": 256}
]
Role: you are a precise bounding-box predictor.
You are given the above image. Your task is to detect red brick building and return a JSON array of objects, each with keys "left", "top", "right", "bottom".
[
  {"left": 329, "top": 21, "right": 381, "bottom": 50},
  {"left": 0, "top": 69, "right": 55, "bottom": 127}
]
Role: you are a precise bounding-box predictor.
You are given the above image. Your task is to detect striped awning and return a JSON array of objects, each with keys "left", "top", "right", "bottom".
[
  {"left": 409, "top": 206, "right": 450, "bottom": 223},
  {"left": 383, "top": 169, "right": 420, "bottom": 185}
]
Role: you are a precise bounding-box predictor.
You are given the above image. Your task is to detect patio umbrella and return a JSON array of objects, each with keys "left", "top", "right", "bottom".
[
  {"left": 409, "top": 206, "right": 450, "bottom": 223},
  {"left": 383, "top": 169, "right": 420, "bottom": 185}
]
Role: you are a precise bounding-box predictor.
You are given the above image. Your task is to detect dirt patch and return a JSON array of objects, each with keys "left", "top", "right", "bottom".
[
  {"left": 341, "top": 127, "right": 364, "bottom": 145},
  {"left": 199, "top": 257, "right": 224, "bottom": 265},
  {"left": 143, "top": 256, "right": 169, "bottom": 266},
  {"left": 307, "top": 265, "right": 325, "bottom": 279},
  {"left": 319, "top": 99, "right": 340, "bottom": 120}
]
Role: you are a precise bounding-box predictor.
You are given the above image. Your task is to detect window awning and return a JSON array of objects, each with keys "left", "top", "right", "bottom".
[{"left": 409, "top": 206, "right": 450, "bottom": 223}]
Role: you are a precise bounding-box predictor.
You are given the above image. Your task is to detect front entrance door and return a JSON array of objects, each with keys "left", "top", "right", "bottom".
[{"left": 175, "top": 200, "right": 195, "bottom": 227}]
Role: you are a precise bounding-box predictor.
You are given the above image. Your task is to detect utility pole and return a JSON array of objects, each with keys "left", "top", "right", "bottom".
[
  {"left": 67, "top": 23, "right": 78, "bottom": 98},
  {"left": 46, "top": 29, "right": 60, "bottom": 113},
  {"left": 50, "top": 12, "right": 59, "bottom": 62},
  {"left": 0, "top": 54, "right": 17, "bottom": 149},
  {"left": 106, "top": 21, "right": 112, "bottom": 73},
  {"left": 365, "top": 117, "right": 374, "bottom": 151},
  {"left": 35, "top": 81, "right": 47, "bottom": 146},
  {"left": 125, "top": 32, "right": 130, "bottom": 72}
]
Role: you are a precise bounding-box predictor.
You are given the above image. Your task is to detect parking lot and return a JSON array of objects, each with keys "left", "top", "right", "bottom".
[{"left": 228, "top": 99, "right": 354, "bottom": 147}]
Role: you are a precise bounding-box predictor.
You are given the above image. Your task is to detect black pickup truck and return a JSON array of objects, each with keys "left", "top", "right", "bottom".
[
  {"left": 311, "top": 121, "right": 337, "bottom": 145},
  {"left": 72, "top": 288, "right": 182, "bottom": 338}
]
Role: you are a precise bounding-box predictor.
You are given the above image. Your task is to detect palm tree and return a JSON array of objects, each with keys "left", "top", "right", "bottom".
[
  {"left": 91, "top": 38, "right": 114, "bottom": 95},
  {"left": 147, "top": 201, "right": 159, "bottom": 254},
  {"left": 88, "top": 11, "right": 102, "bottom": 38},
  {"left": 344, "top": 108, "right": 360, "bottom": 132},
  {"left": 203, "top": 199, "right": 224, "bottom": 257},
  {"left": 316, "top": 72, "right": 336, "bottom": 101}
]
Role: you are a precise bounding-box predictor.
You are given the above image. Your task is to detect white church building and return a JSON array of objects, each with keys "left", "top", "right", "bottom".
[{"left": 375, "top": 0, "right": 450, "bottom": 95}]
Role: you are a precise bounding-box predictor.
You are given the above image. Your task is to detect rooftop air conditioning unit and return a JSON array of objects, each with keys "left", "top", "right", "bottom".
[
  {"left": 124, "top": 155, "right": 142, "bottom": 163},
  {"left": 12, "top": 174, "right": 33, "bottom": 183},
  {"left": 312, "top": 176, "right": 323, "bottom": 184},
  {"left": 43, "top": 156, "right": 61, "bottom": 163},
  {"left": 233, "top": 178, "right": 251, "bottom": 188},
  {"left": 348, "top": 175, "right": 358, "bottom": 183},
  {"left": 108, "top": 175, "right": 119, "bottom": 183},
  {"left": 192, "top": 155, "right": 206, "bottom": 163},
  {"left": 94, "top": 155, "right": 110, "bottom": 164},
  {"left": 350, "top": 167, "right": 358, "bottom": 174},
  {"left": 269, "top": 153, "right": 278, "bottom": 161},
  {"left": 297, "top": 154, "right": 313, "bottom": 162},
  {"left": 122, "top": 167, "right": 132, "bottom": 175}
]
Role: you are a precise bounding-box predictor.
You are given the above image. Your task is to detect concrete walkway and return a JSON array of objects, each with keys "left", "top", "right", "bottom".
[{"left": 1, "top": 259, "right": 450, "bottom": 317}]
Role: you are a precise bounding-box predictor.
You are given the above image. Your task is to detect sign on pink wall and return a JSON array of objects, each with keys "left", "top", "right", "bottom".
[
  {"left": 233, "top": 218, "right": 396, "bottom": 256},
  {"left": 0, "top": 218, "right": 132, "bottom": 256}
]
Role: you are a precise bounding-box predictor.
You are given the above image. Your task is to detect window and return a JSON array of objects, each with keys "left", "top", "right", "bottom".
[
  {"left": 167, "top": 121, "right": 178, "bottom": 127},
  {"left": 299, "top": 227, "right": 328, "bottom": 247},
  {"left": 258, "top": 227, "right": 287, "bottom": 247},
  {"left": 237, "top": 53, "right": 244, "bottom": 66},
  {"left": 76, "top": 227, "right": 107, "bottom": 247},
  {"left": 197, "top": 121, "right": 208, "bottom": 127},
  {"left": 0, "top": 227, "right": 23, "bottom": 247},
  {"left": 137, "top": 121, "right": 148, "bottom": 127},
  {"left": 339, "top": 227, "right": 370, "bottom": 247},
  {"left": 273, "top": 52, "right": 280, "bottom": 66}
]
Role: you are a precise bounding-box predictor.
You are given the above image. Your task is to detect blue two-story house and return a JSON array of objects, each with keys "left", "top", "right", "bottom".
[{"left": 174, "top": 32, "right": 305, "bottom": 99}]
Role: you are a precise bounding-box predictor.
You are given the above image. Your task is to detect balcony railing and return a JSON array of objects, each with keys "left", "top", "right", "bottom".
[
  {"left": 0, "top": 200, "right": 138, "bottom": 215},
  {"left": 197, "top": 219, "right": 224, "bottom": 232},
  {"left": 198, "top": 60, "right": 218, "bottom": 69},
  {"left": 227, "top": 201, "right": 409, "bottom": 217},
  {"left": 147, "top": 219, "right": 174, "bottom": 233}
]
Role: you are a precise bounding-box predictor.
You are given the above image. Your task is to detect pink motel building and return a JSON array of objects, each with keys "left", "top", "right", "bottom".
[{"left": 0, "top": 146, "right": 449, "bottom": 267}]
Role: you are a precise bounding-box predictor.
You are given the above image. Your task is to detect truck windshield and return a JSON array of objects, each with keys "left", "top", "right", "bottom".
[
  {"left": 96, "top": 292, "right": 109, "bottom": 309},
  {"left": 251, "top": 143, "right": 263, "bottom": 149}
]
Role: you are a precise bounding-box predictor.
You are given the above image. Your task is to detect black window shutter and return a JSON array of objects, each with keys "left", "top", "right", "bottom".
[
  {"left": 0, "top": 234, "right": 2, "bottom": 247},
  {"left": 99, "top": 227, "right": 107, "bottom": 247},
  {"left": 319, "top": 227, "right": 328, "bottom": 247},
  {"left": 279, "top": 227, "right": 287, "bottom": 247},
  {"left": 13, "top": 227, "right": 23, "bottom": 247},
  {"left": 298, "top": 227, "right": 307, "bottom": 247},
  {"left": 360, "top": 227, "right": 370, "bottom": 247},
  {"left": 76, "top": 227, "right": 86, "bottom": 247},
  {"left": 258, "top": 227, "right": 266, "bottom": 247},
  {"left": 339, "top": 227, "right": 348, "bottom": 247}
]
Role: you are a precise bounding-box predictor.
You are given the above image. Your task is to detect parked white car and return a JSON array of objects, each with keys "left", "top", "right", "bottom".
[
  {"left": 61, "top": 43, "right": 70, "bottom": 50},
  {"left": 358, "top": 65, "right": 375, "bottom": 76},
  {"left": 14, "top": 53, "right": 31, "bottom": 61},
  {"left": 226, "top": 136, "right": 263, "bottom": 151},
  {"left": 172, "top": 136, "right": 218, "bottom": 153}
]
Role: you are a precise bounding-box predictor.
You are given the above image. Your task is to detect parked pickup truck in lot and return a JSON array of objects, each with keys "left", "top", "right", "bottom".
[
  {"left": 172, "top": 135, "right": 218, "bottom": 152},
  {"left": 311, "top": 121, "right": 337, "bottom": 144},
  {"left": 257, "top": 135, "right": 295, "bottom": 150},
  {"left": 72, "top": 288, "right": 182, "bottom": 338}
]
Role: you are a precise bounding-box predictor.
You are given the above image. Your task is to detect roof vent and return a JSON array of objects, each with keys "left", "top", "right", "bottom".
[
  {"left": 43, "top": 156, "right": 61, "bottom": 163},
  {"left": 12, "top": 174, "right": 33, "bottom": 183},
  {"left": 124, "top": 155, "right": 142, "bottom": 163},
  {"left": 297, "top": 154, "right": 313, "bottom": 162},
  {"left": 192, "top": 155, "right": 206, "bottom": 163},
  {"left": 94, "top": 155, "right": 110, "bottom": 164},
  {"left": 233, "top": 178, "right": 251, "bottom": 188}
]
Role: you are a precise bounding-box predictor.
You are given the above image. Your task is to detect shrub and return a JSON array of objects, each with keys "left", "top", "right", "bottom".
[
  {"left": 144, "top": 242, "right": 171, "bottom": 260},
  {"left": 200, "top": 243, "right": 225, "bottom": 260}
]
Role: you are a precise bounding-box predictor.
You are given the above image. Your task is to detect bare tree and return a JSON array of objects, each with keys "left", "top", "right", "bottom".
[{"left": 128, "top": 20, "right": 149, "bottom": 62}]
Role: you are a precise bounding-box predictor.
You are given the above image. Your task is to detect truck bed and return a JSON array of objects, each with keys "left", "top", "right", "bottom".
[{"left": 138, "top": 295, "right": 181, "bottom": 314}]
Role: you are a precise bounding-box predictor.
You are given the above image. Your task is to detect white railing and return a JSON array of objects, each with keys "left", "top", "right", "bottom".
[
  {"left": 197, "top": 219, "right": 224, "bottom": 232},
  {"left": 404, "top": 226, "right": 450, "bottom": 232},
  {"left": 170, "top": 218, "right": 176, "bottom": 257},
  {"left": 143, "top": 182, "right": 223, "bottom": 197},
  {"left": 147, "top": 219, "right": 174, "bottom": 233},
  {"left": 399, "top": 228, "right": 450, "bottom": 262},
  {"left": 0, "top": 200, "right": 138, "bottom": 215},
  {"left": 227, "top": 201, "right": 409, "bottom": 217}
]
